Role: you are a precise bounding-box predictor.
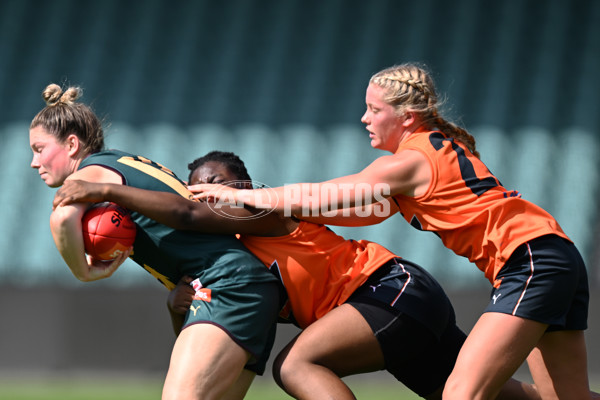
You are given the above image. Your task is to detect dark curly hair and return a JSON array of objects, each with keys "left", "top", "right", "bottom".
[{"left": 187, "top": 151, "right": 252, "bottom": 183}]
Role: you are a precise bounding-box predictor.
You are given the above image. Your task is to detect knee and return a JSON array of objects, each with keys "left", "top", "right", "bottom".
[
  {"left": 272, "top": 348, "right": 305, "bottom": 391},
  {"left": 271, "top": 350, "right": 284, "bottom": 387},
  {"left": 272, "top": 349, "right": 292, "bottom": 389}
]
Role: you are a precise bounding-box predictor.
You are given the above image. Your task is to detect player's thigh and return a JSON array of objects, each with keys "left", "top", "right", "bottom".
[
  {"left": 278, "top": 303, "right": 384, "bottom": 377},
  {"left": 528, "top": 330, "right": 591, "bottom": 400},
  {"left": 163, "top": 323, "right": 250, "bottom": 400},
  {"left": 446, "top": 312, "right": 547, "bottom": 399},
  {"left": 220, "top": 369, "right": 256, "bottom": 400},
  {"left": 183, "top": 281, "right": 281, "bottom": 376}
]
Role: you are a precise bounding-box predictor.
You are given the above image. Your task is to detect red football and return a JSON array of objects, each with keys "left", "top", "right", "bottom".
[{"left": 82, "top": 202, "right": 136, "bottom": 261}]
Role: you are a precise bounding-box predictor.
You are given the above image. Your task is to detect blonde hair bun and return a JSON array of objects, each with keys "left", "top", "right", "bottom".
[{"left": 42, "top": 83, "right": 82, "bottom": 106}]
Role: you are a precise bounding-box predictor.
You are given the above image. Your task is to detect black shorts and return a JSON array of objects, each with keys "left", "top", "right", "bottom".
[
  {"left": 485, "top": 234, "right": 589, "bottom": 331},
  {"left": 346, "top": 258, "right": 466, "bottom": 397}
]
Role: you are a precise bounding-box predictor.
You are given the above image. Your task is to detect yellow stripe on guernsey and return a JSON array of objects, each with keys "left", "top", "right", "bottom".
[
  {"left": 118, "top": 156, "right": 193, "bottom": 199},
  {"left": 143, "top": 264, "right": 176, "bottom": 290},
  {"left": 128, "top": 249, "right": 176, "bottom": 290}
]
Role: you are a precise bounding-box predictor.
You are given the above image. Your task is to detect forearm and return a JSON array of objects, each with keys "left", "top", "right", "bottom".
[
  {"left": 50, "top": 204, "right": 116, "bottom": 282},
  {"left": 54, "top": 180, "right": 291, "bottom": 236},
  {"left": 298, "top": 202, "right": 395, "bottom": 226},
  {"left": 232, "top": 176, "right": 388, "bottom": 217},
  {"left": 103, "top": 184, "right": 289, "bottom": 236},
  {"left": 102, "top": 184, "right": 201, "bottom": 230},
  {"left": 50, "top": 206, "right": 88, "bottom": 277}
]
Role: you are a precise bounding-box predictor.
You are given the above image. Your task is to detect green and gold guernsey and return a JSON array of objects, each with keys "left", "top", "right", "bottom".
[{"left": 78, "top": 150, "right": 277, "bottom": 291}]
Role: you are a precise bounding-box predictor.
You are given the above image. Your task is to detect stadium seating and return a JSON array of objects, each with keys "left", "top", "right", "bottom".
[
  {"left": 2, "top": 0, "right": 598, "bottom": 289},
  {"left": 6, "top": 122, "right": 597, "bottom": 289}
]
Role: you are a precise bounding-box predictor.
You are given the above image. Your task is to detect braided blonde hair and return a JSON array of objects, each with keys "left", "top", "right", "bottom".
[
  {"left": 30, "top": 83, "right": 105, "bottom": 156},
  {"left": 370, "top": 63, "right": 479, "bottom": 158}
]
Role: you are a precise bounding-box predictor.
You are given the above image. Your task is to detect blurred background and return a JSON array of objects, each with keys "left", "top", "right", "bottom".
[{"left": 0, "top": 0, "right": 598, "bottom": 396}]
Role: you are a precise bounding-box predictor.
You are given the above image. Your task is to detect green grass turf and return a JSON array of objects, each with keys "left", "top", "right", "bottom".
[
  {"left": 246, "top": 378, "right": 420, "bottom": 400},
  {"left": 0, "top": 379, "right": 162, "bottom": 400},
  {"left": 0, "top": 376, "right": 597, "bottom": 399},
  {"left": 0, "top": 376, "right": 419, "bottom": 400}
]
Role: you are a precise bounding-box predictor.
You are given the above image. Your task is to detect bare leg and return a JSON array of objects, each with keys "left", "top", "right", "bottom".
[
  {"left": 273, "top": 304, "right": 385, "bottom": 400},
  {"left": 443, "top": 313, "right": 547, "bottom": 400},
  {"left": 221, "top": 369, "right": 256, "bottom": 400},
  {"left": 162, "top": 323, "right": 250, "bottom": 400},
  {"left": 527, "top": 330, "right": 592, "bottom": 400}
]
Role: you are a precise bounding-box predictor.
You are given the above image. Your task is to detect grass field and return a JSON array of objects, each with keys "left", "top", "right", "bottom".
[
  {"left": 1, "top": 375, "right": 598, "bottom": 399},
  {"left": 0, "top": 376, "right": 420, "bottom": 400}
]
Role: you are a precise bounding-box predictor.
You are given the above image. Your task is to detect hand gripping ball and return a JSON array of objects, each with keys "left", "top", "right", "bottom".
[{"left": 81, "top": 202, "right": 136, "bottom": 261}]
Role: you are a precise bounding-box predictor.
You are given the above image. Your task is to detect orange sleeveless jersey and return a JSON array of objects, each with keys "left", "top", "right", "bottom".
[
  {"left": 240, "top": 222, "right": 396, "bottom": 329},
  {"left": 393, "top": 130, "right": 569, "bottom": 284}
]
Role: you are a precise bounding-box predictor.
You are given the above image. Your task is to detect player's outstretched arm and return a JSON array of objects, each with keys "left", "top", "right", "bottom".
[
  {"left": 190, "top": 152, "right": 426, "bottom": 218},
  {"left": 54, "top": 180, "right": 291, "bottom": 236},
  {"left": 298, "top": 199, "right": 399, "bottom": 227}
]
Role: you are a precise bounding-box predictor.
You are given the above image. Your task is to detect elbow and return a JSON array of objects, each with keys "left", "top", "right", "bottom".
[
  {"left": 73, "top": 268, "right": 109, "bottom": 283},
  {"left": 164, "top": 210, "right": 196, "bottom": 231},
  {"left": 66, "top": 260, "right": 95, "bottom": 282},
  {"left": 75, "top": 274, "right": 94, "bottom": 282},
  {"left": 176, "top": 204, "right": 203, "bottom": 231},
  {"left": 75, "top": 265, "right": 103, "bottom": 282},
  {"left": 62, "top": 263, "right": 93, "bottom": 283}
]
